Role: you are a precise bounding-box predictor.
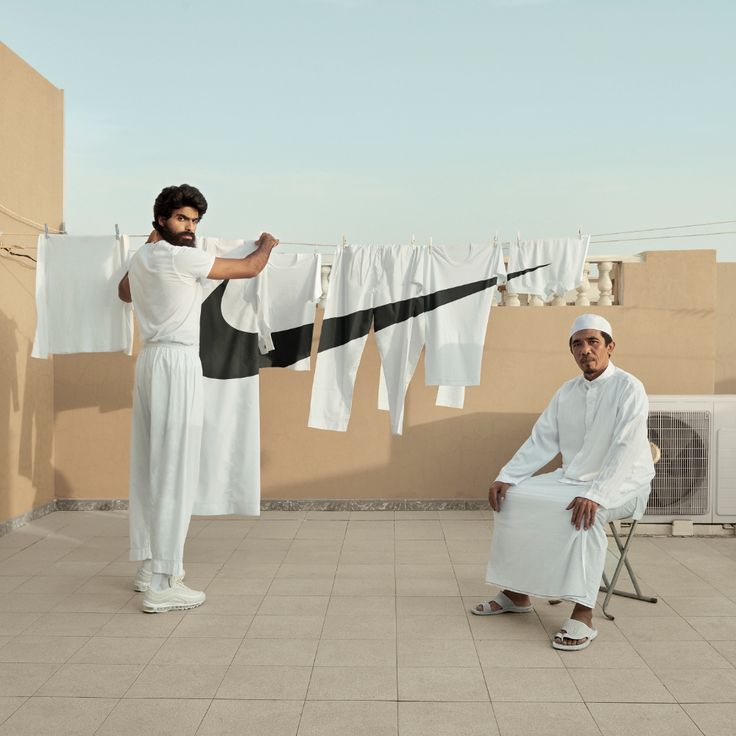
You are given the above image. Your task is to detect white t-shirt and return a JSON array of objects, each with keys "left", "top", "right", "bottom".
[{"left": 128, "top": 241, "right": 215, "bottom": 345}]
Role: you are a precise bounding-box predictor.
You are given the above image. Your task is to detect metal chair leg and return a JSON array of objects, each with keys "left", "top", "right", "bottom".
[{"left": 599, "top": 520, "right": 658, "bottom": 620}]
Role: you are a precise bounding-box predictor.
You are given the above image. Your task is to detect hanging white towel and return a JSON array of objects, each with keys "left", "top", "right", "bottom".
[
  {"left": 506, "top": 236, "right": 590, "bottom": 300},
  {"left": 32, "top": 234, "right": 134, "bottom": 358}
]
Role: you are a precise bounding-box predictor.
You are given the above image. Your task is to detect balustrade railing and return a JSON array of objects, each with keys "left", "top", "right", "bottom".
[{"left": 318, "top": 255, "right": 641, "bottom": 307}]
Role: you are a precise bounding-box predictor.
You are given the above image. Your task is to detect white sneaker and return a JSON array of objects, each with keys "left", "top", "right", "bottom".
[
  {"left": 133, "top": 567, "right": 186, "bottom": 592},
  {"left": 133, "top": 566, "right": 152, "bottom": 592},
  {"left": 142, "top": 576, "right": 205, "bottom": 613}
]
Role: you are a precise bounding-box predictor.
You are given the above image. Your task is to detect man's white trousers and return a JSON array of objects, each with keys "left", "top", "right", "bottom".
[
  {"left": 129, "top": 343, "right": 203, "bottom": 576},
  {"left": 486, "top": 470, "right": 642, "bottom": 608}
]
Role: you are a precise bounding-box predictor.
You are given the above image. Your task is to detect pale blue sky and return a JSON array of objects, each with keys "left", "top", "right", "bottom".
[{"left": 3, "top": 0, "right": 735, "bottom": 258}]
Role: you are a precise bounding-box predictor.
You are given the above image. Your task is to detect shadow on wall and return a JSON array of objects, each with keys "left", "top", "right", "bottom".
[
  {"left": 53, "top": 353, "right": 135, "bottom": 413},
  {"left": 262, "top": 411, "right": 555, "bottom": 501},
  {"left": 0, "top": 307, "right": 20, "bottom": 520},
  {"left": 18, "top": 346, "right": 53, "bottom": 498}
]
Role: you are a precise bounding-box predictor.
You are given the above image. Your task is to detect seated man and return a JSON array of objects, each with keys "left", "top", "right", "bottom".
[{"left": 472, "top": 314, "right": 654, "bottom": 651}]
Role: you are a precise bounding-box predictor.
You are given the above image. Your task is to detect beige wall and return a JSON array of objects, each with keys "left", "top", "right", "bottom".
[
  {"left": 52, "top": 248, "right": 726, "bottom": 504},
  {"left": 716, "top": 263, "right": 736, "bottom": 394},
  {"left": 0, "top": 44, "right": 63, "bottom": 524}
]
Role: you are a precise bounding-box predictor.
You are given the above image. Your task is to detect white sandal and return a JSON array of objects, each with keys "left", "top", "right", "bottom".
[
  {"left": 552, "top": 618, "right": 598, "bottom": 651},
  {"left": 470, "top": 591, "right": 534, "bottom": 616}
]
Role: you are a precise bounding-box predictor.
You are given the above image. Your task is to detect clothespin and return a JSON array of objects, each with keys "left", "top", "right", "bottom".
[
  {"left": 115, "top": 224, "right": 120, "bottom": 240},
  {"left": 428, "top": 236, "right": 433, "bottom": 249},
  {"left": 44, "top": 224, "right": 49, "bottom": 239},
  {"left": 411, "top": 234, "right": 416, "bottom": 246},
  {"left": 516, "top": 231, "right": 521, "bottom": 244},
  {"left": 578, "top": 225, "right": 582, "bottom": 239},
  {"left": 493, "top": 232, "right": 498, "bottom": 247},
  {"left": 341, "top": 234, "right": 347, "bottom": 247}
]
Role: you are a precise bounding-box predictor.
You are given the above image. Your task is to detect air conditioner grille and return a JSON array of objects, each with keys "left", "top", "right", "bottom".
[{"left": 647, "top": 410, "right": 710, "bottom": 515}]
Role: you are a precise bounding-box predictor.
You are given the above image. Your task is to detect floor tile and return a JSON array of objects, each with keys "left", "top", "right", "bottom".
[
  {"left": 397, "top": 614, "right": 472, "bottom": 640},
  {"left": 97, "top": 698, "right": 209, "bottom": 736},
  {"left": 710, "top": 640, "right": 736, "bottom": 666},
  {"left": 197, "top": 699, "right": 303, "bottom": 736},
  {"left": 0, "top": 696, "right": 117, "bottom": 736},
  {"left": 396, "top": 578, "right": 460, "bottom": 596},
  {"left": 0, "top": 594, "right": 68, "bottom": 613},
  {"left": 216, "top": 665, "right": 311, "bottom": 700},
  {"left": 662, "top": 595, "right": 736, "bottom": 617},
  {"left": 258, "top": 595, "right": 329, "bottom": 616},
  {"left": 685, "top": 617, "right": 736, "bottom": 640},
  {"left": 398, "top": 638, "right": 478, "bottom": 667},
  {"left": 557, "top": 640, "right": 647, "bottom": 669},
  {"left": 394, "top": 521, "right": 444, "bottom": 540},
  {"left": 332, "top": 577, "right": 396, "bottom": 596},
  {"left": 588, "top": 703, "right": 701, "bottom": 736},
  {"left": 614, "top": 616, "right": 703, "bottom": 642},
  {"left": 234, "top": 638, "right": 319, "bottom": 666},
  {"left": 682, "top": 703, "right": 736, "bottom": 736},
  {"left": 398, "top": 701, "right": 497, "bottom": 736},
  {"left": 297, "top": 700, "right": 397, "bottom": 736},
  {"left": 125, "top": 664, "right": 228, "bottom": 699},
  {"left": 327, "top": 595, "right": 395, "bottom": 617},
  {"left": 656, "top": 668, "right": 736, "bottom": 703},
  {"left": 0, "top": 613, "right": 40, "bottom": 637},
  {"left": 171, "top": 614, "right": 253, "bottom": 638},
  {"left": 483, "top": 667, "right": 580, "bottom": 703},
  {"left": 21, "top": 612, "right": 113, "bottom": 637},
  {"left": 187, "top": 594, "right": 263, "bottom": 616},
  {"left": 95, "top": 611, "right": 184, "bottom": 637},
  {"left": 474, "top": 639, "right": 565, "bottom": 669},
  {"left": 0, "top": 636, "right": 87, "bottom": 664},
  {"left": 316, "top": 639, "right": 396, "bottom": 667},
  {"left": 151, "top": 637, "right": 240, "bottom": 665},
  {"left": 0, "top": 663, "right": 58, "bottom": 696},
  {"left": 206, "top": 577, "right": 272, "bottom": 595},
  {"left": 268, "top": 578, "right": 335, "bottom": 596},
  {"left": 396, "top": 596, "right": 466, "bottom": 617},
  {"left": 0, "top": 698, "right": 26, "bottom": 725},
  {"left": 634, "top": 640, "right": 733, "bottom": 673},
  {"left": 321, "top": 613, "right": 396, "bottom": 640},
  {"left": 468, "top": 612, "right": 550, "bottom": 641},
  {"left": 398, "top": 666, "right": 489, "bottom": 701},
  {"left": 246, "top": 614, "right": 323, "bottom": 639},
  {"left": 568, "top": 667, "right": 675, "bottom": 703},
  {"left": 38, "top": 663, "right": 142, "bottom": 698},
  {"left": 307, "top": 666, "right": 397, "bottom": 700},
  {"left": 69, "top": 636, "right": 165, "bottom": 665},
  {"left": 492, "top": 702, "right": 601, "bottom": 736}
]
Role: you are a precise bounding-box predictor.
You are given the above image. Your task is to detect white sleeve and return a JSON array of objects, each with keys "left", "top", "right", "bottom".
[
  {"left": 583, "top": 382, "right": 651, "bottom": 509},
  {"left": 496, "top": 390, "right": 561, "bottom": 485}
]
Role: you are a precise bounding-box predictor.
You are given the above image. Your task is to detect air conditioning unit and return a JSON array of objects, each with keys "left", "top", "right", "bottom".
[{"left": 643, "top": 395, "right": 736, "bottom": 524}]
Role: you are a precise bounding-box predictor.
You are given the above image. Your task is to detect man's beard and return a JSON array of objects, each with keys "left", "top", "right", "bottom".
[{"left": 160, "top": 226, "right": 196, "bottom": 247}]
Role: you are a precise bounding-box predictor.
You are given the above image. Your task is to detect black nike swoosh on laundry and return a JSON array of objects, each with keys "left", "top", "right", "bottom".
[
  {"left": 200, "top": 282, "right": 315, "bottom": 379},
  {"left": 317, "top": 262, "right": 550, "bottom": 353}
]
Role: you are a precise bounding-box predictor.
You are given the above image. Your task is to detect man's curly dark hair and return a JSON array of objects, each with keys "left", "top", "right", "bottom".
[{"left": 152, "top": 184, "right": 208, "bottom": 235}]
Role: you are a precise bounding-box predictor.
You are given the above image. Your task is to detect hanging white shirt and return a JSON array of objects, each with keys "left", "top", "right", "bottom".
[
  {"left": 506, "top": 236, "right": 589, "bottom": 300},
  {"left": 496, "top": 362, "right": 654, "bottom": 514},
  {"left": 32, "top": 235, "right": 134, "bottom": 358}
]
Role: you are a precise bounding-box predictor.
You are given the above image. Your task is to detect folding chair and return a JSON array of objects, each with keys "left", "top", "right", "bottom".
[
  {"left": 598, "top": 441, "right": 660, "bottom": 620},
  {"left": 549, "top": 442, "right": 660, "bottom": 621}
]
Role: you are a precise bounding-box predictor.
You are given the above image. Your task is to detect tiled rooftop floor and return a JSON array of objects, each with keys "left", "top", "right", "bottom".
[{"left": 0, "top": 510, "right": 735, "bottom": 735}]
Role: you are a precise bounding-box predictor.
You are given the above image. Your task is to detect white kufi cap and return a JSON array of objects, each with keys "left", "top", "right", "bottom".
[{"left": 569, "top": 313, "right": 613, "bottom": 339}]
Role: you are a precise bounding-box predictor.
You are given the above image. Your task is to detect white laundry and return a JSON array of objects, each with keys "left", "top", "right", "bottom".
[
  {"left": 423, "top": 243, "right": 506, "bottom": 388},
  {"left": 127, "top": 240, "right": 215, "bottom": 575},
  {"left": 196, "top": 239, "right": 322, "bottom": 516},
  {"left": 486, "top": 361, "right": 655, "bottom": 607},
  {"left": 32, "top": 234, "right": 134, "bottom": 358},
  {"left": 506, "top": 236, "right": 589, "bottom": 300},
  {"left": 308, "top": 244, "right": 425, "bottom": 436}
]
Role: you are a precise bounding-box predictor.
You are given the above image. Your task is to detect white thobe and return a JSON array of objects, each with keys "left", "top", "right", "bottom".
[{"left": 486, "top": 362, "right": 655, "bottom": 607}]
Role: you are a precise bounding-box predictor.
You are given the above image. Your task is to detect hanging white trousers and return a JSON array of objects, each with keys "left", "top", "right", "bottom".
[
  {"left": 129, "top": 342, "right": 204, "bottom": 576},
  {"left": 308, "top": 245, "right": 425, "bottom": 435},
  {"left": 485, "top": 470, "right": 643, "bottom": 608}
]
